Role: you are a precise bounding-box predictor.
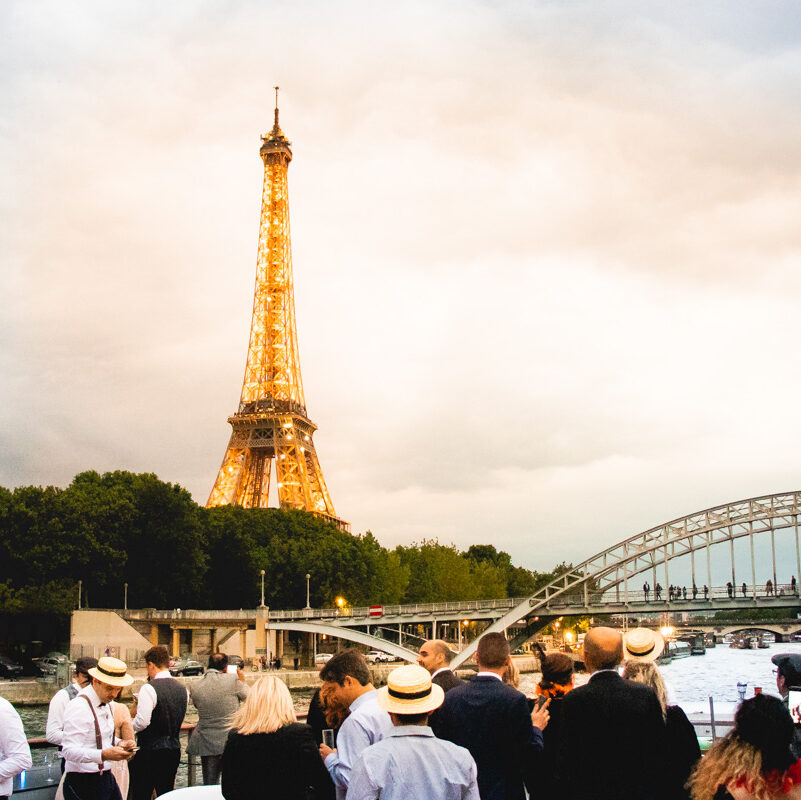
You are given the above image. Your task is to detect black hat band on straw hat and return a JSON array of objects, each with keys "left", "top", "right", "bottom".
[{"left": 387, "top": 686, "right": 432, "bottom": 701}]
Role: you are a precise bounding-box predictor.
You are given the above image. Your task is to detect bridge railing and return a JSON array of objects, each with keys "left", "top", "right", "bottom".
[
  {"left": 117, "top": 585, "right": 800, "bottom": 627},
  {"left": 268, "top": 597, "right": 531, "bottom": 621},
  {"left": 536, "top": 584, "right": 799, "bottom": 608}
]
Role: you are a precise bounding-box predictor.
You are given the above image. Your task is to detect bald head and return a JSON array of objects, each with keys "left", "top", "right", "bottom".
[
  {"left": 582, "top": 627, "right": 624, "bottom": 672},
  {"left": 417, "top": 640, "right": 453, "bottom": 674}
]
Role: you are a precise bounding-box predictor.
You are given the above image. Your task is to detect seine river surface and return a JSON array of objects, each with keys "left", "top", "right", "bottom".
[
  {"left": 10, "top": 642, "right": 801, "bottom": 784},
  {"left": 519, "top": 640, "right": 801, "bottom": 734}
]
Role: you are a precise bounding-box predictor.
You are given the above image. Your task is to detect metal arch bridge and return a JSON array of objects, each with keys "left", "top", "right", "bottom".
[
  {"left": 125, "top": 491, "right": 801, "bottom": 664},
  {"left": 449, "top": 490, "right": 801, "bottom": 667}
]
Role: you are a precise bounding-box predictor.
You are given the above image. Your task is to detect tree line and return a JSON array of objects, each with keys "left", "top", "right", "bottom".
[{"left": 0, "top": 470, "right": 569, "bottom": 615}]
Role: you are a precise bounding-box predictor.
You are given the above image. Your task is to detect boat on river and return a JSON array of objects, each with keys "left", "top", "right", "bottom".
[{"left": 666, "top": 640, "right": 692, "bottom": 659}]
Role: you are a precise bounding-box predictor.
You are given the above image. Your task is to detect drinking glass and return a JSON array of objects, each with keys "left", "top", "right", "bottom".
[
  {"left": 322, "top": 729, "right": 335, "bottom": 749},
  {"left": 43, "top": 752, "right": 56, "bottom": 783}
]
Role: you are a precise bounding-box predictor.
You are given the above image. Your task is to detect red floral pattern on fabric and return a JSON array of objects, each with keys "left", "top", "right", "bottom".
[{"left": 733, "top": 759, "right": 801, "bottom": 794}]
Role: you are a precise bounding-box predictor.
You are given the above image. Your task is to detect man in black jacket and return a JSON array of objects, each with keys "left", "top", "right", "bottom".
[
  {"left": 129, "top": 645, "right": 188, "bottom": 800},
  {"left": 555, "top": 627, "right": 668, "bottom": 800},
  {"left": 417, "top": 640, "right": 462, "bottom": 692},
  {"left": 434, "top": 633, "right": 549, "bottom": 800}
]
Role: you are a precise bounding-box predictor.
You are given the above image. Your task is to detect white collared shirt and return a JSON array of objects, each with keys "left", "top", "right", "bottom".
[
  {"left": 430, "top": 667, "right": 452, "bottom": 680},
  {"left": 475, "top": 671, "right": 503, "bottom": 681},
  {"left": 61, "top": 685, "right": 115, "bottom": 773},
  {"left": 0, "top": 696, "right": 32, "bottom": 795},
  {"left": 46, "top": 682, "right": 80, "bottom": 747},
  {"left": 132, "top": 669, "right": 174, "bottom": 733}
]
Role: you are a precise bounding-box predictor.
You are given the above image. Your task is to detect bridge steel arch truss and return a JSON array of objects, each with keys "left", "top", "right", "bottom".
[
  {"left": 452, "top": 491, "right": 801, "bottom": 668},
  {"left": 268, "top": 620, "right": 420, "bottom": 662}
]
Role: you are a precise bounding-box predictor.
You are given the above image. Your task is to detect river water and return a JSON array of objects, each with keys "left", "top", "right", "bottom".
[
  {"left": 10, "top": 642, "right": 801, "bottom": 784},
  {"left": 519, "top": 639, "right": 801, "bottom": 736}
]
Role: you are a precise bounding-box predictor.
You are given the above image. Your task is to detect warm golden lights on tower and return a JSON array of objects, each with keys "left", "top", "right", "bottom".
[{"left": 207, "top": 90, "right": 347, "bottom": 531}]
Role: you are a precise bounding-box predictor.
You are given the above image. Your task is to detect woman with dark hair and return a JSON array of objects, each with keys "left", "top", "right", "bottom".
[
  {"left": 689, "top": 694, "right": 801, "bottom": 800},
  {"left": 532, "top": 644, "right": 574, "bottom": 794}
]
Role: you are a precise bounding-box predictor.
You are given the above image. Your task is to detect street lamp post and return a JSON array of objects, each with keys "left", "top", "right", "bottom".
[
  {"left": 305, "top": 573, "right": 311, "bottom": 609},
  {"left": 124, "top": 582, "right": 128, "bottom": 611},
  {"left": 260, "top": 570, "right": 266, "bottom": 608},
  {"left": 77, "top": 580, "right": 82, "bottom": 610}
]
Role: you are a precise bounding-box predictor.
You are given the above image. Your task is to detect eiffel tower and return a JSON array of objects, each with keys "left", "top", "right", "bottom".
[{"left": 207, "top": 90, "right": 348, "bottom": 531}]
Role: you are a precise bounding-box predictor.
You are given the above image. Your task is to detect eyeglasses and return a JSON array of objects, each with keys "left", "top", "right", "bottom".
[{"left": 772, "top": 668, "right": 779, "bottom": 676}]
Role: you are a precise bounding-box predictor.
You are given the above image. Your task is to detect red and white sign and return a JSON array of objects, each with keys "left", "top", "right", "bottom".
[{"left": 369, "top": 605, "right": 383, "bottom": 617}]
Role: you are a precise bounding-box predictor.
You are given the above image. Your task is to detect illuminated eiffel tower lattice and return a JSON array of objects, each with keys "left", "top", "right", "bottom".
[{"left": 207, "top": 90, "right": 348, "bottom": 531}]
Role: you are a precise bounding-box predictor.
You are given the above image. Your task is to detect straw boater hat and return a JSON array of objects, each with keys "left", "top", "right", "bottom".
[
  {"left": 88, "top": 656, "right": 134, "bottom": 687},
  {"left": 377, "top": 664, "right": 445, "bottom": 715},
  {"left": 622, "top": 628, "right": 665, "bottom": 663}
]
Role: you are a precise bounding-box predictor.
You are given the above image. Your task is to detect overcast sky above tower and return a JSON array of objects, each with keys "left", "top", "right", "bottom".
[{"left": 2, "top": 0, "right": 801, "bottom": 572}]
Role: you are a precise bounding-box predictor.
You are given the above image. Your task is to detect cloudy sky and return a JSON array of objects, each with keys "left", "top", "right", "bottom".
[{"left": 2, "top": 0, "right": 801, "bottom": 576}]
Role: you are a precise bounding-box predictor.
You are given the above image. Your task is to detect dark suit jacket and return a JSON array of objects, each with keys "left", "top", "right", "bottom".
[
  {"left": 434, "top": 675, "right": 543, "bottom": 800},
  {"left": 432, "top": 669, "right": 463, "bottom": 692},
  {"left": 221, "top": 723, "right": 335, "bottom": 800},
  {"left": 555, "top": 671, "right": 668, "bottom": 800}
]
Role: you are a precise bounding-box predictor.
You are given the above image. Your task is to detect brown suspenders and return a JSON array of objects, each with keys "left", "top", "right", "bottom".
[{"left": 79, "top": 694, "right": 113, "bottom": 772}]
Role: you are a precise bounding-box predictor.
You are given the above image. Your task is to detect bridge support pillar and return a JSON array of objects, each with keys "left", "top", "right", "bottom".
[
  {"left": 171, "top": 627, "right": 180, "bottom": 658},
  {"left": 276, "top": 630, "right": 285, "bottom": 660},
  {"left": 150, "top": 624, "right": 159, "bottom": 647},
  {"left": 189, "top": 629, "right": 197, "bottom": 655},
  {"left": 432, "top": 619, "right": 437, "bottom": 639},
  {"left": 255, "top": 608, "right": 268, "bottom": 658},
  {"left": 303, "top": 632, "right": 314, "bottom": 667},
  {"left": 239, "top": 629, "right": 247, "bottom": 661},
  {"left": 209, "top": 628, "right": 217, "bottom": 653}
]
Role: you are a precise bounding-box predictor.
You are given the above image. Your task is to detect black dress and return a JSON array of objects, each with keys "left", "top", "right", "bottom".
[
  {"left": 533, "top": 695, "right": 565, "bottom": 796},
  {"left": 221, "top": 723, "right": 335, "bottom": 800},
  {"left": 665, "top": 704, "right": 701, "bottom": 800}
]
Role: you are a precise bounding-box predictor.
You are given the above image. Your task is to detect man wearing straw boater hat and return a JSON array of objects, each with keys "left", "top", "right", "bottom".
[
  {"left": 347, "top": 664, "right": 479, "bottom": 800},
  {"left": 60, "top": 656, "right": 136, "bottom": 800}
]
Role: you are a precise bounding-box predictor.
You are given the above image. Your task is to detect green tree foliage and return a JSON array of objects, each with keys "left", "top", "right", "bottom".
[
  {"left": 202, "top": 507, "right": 409, "bottom": 609},
  {"left": 0, "top": 472, "right": 550, "bottom": 613},
  {"left": 397, "top": 541, "right": 508, "bottom": 602}
]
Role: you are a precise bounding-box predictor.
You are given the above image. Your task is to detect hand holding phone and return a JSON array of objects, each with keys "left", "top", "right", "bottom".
[{"left": 789, "top": 688, "right": 801, "bottom": 725}]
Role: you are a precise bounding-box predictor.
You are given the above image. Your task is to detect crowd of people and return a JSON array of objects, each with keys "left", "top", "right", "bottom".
[{"left": 3, "top": 634, "right": 801, "bottom": 800}]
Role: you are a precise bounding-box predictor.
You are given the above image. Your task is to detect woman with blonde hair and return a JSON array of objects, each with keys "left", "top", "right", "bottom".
[
  {"left": 689, "top": 694, "right": 801, "bottom": 800},
  {"left": 623, "top": 659, "right": 700, "bottom": 799},
  {"left": 221, "top": 676, "right": 334, "bottom": 800}
]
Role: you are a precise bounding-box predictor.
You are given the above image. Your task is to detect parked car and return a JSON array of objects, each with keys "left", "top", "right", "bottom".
[
  {"left": 314, "top": 653, "right": 333, "bottom": 665},
  {"left": 33, "top": 652, "right": 69, "bottom": 676},
  {"left": 366, "top": 650, "right": 393, "bottom": 664},
  {"left": 0, "top": 655, "right": 24, "bottom": 679},
  {"left": 169, "top": 659, "right": 204, "bottom": 677}
]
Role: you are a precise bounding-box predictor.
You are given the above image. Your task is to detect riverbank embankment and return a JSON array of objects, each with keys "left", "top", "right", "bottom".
[{"left": 0, "top": 655, "right": 542, "bottom": 706}]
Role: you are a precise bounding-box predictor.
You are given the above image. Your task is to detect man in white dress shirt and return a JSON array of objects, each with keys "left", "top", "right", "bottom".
[
  {"left": 0, "top": 696, "right": 32, "bottom": 800},
  {"left": 61, "top": 656, "right": 136, "bottom": 800},
  {"left": 318, "top": 650, "right": 393, "bottom": 800},
  {"left": 46, "top": 657, "right": 98, "bottom": 766}
]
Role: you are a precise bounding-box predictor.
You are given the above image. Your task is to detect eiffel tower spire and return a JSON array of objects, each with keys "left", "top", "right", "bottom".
[{"left": 207, "top": 94, "right": 348, "bottom": 531}]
